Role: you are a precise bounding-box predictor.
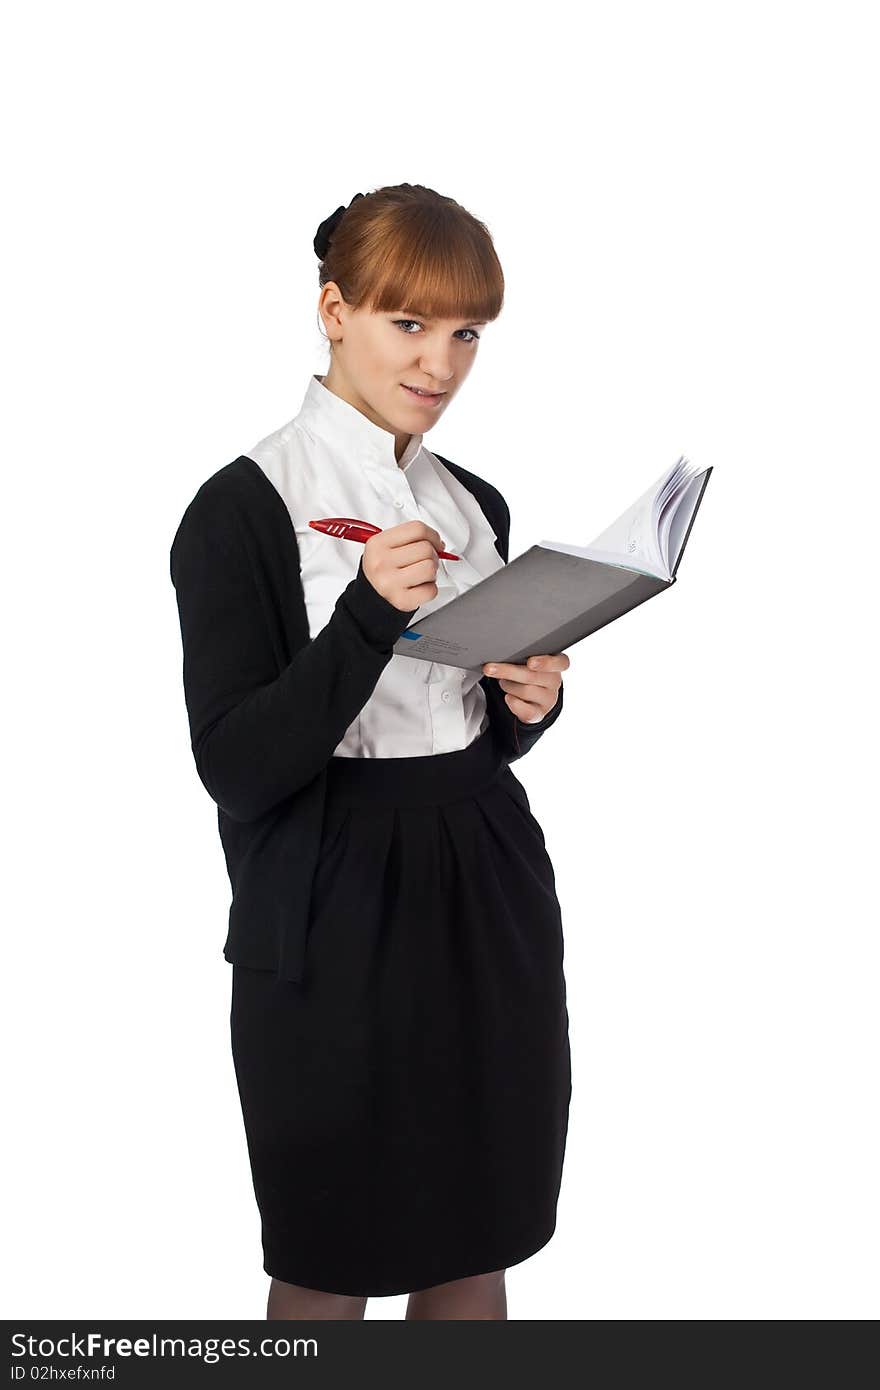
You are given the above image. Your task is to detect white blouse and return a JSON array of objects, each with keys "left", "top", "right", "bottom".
[{"left": 246, "top": 373, "right": 507, "bottom": 758}]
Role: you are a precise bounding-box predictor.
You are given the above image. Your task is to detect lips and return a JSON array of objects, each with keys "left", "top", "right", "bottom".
[
  {"left": 403, "top": 384, "right": 444, "bottom": 396},
  {"left": 401, "top": 383, "right": 445, "bottom": 407}
]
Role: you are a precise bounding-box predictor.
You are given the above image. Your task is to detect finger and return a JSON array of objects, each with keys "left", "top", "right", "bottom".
[
  {"left": 386, "top": 520, "right": 446, "bottom": 552},
  {"left": 483, "top": 655, "right": 569, "bottom": 678},
  {"left": 498, "top": 678, "right": 554, "bottom": 706},
  {"left": 525, "top": 653, "right": 571, "bottom": 673},
  {"left": 504, "top": 691, "right": 547, "bottom": 724},
  {"left": 485, "top": 667, "right": 559, "bottom": 699},
  {"left": 482, "top": 661, "right": 534, "bottom": 680}
]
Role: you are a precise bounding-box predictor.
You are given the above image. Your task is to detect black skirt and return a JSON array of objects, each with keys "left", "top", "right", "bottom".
[{"left": 230, "top": 724, "right": 572, "bottom": 1298}]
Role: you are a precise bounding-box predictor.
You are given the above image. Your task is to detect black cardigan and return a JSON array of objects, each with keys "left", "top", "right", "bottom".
[{"left": 169, "top": 451, "right": 564, "bottom": 981}]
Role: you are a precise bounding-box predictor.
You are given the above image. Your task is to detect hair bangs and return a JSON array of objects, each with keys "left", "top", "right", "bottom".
[{"left": 365, "top": 225, "right": 503, "bottom": 326}]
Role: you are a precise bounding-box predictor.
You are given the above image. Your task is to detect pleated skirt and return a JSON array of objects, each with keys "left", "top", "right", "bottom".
[{"left": 230, "top": 724, "right": 572, "bottom": 1298}]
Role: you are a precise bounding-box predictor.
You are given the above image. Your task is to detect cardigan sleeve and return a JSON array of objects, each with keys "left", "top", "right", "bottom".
[
  {"left": 480, "top": 671, "right": 565, "bottom": 763},
  {"left": 170, "top": 490, "right": 418, "bottom": 823}
]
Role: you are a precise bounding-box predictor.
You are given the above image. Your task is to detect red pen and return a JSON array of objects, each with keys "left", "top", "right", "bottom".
[{"left": 309, "top": 516, "right": 460, "bottom": 560}]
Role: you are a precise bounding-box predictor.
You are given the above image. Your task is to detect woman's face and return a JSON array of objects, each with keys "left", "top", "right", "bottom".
[{"left": 319, "top": 281, "right": 487, "bottom": 452}]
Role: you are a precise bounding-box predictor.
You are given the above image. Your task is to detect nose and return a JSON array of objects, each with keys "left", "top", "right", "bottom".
[{"left": 416, "top": 354, "right": 455, "bottom": 385}]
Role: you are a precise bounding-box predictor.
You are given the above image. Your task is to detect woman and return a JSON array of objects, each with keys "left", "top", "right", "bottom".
[{"left": 170, "top": 183, "right": 572, "bottom": 1320}]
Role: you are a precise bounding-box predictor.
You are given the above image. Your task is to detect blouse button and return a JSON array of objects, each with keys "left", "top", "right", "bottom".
[{"left": 393, "top": 498, "right": 404, "bottom": 508}]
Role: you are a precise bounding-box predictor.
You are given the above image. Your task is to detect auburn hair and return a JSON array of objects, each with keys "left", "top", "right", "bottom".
[{"left": 316, "top": 183, "right": 504, "bottom": 336}]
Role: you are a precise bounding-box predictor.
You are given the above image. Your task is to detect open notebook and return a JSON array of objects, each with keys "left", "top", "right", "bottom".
[{"left": 392, "top": 456, "right": 713, "bottom": 671}]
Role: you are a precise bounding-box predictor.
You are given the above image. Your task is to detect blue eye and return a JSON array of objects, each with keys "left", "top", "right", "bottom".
[{"left": 393, "top": 319, "right": 480, "bottom": 342}]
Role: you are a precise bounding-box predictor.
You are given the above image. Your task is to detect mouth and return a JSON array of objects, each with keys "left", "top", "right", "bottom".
[{"left": 401, "top": 383, "right": 446, "bottom": 407}]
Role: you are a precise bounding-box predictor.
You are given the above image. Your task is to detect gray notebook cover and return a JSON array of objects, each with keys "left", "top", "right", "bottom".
[{"left": 392, "top": 466, "right": 711, "bottom": 672}]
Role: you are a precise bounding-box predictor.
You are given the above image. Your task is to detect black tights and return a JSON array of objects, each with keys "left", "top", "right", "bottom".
[{"left": 267, "top": 1269, "right": 508, "bottom": 1320}]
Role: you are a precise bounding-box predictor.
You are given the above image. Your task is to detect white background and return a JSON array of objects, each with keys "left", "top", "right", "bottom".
[{"left": 3, "top": 0, "right": 877, "bottom": 1321}]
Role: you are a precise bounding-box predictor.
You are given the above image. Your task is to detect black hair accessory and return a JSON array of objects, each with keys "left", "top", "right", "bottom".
[{"left": 313, "top": 192, "right": 365, "bottom": 260}]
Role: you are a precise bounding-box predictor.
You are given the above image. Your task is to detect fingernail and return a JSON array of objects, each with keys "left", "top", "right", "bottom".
[
  {"left": 486, "top": 665, "right": 497, "bottom": 675},
  {"left": 529, "top": 659, "right": 541, "bottom": 669}
]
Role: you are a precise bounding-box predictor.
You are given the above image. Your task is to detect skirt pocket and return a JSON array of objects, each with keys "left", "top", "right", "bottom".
[{"left": 499, "top": 768, "right": 546, "bottom": 849}]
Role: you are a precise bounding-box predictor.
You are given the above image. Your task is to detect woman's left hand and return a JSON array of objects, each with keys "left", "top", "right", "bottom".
[{"left": 481, "top": 651, "right": 571, "bottom": 724}]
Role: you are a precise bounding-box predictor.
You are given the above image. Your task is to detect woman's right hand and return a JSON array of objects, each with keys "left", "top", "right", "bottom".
[{"left": 362, "top": 520, "right": 446, "bottom": 612}]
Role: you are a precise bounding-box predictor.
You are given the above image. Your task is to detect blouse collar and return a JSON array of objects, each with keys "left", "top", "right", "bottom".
[{"left": 297, "top": 373, "right": 424, "bottom": 475}]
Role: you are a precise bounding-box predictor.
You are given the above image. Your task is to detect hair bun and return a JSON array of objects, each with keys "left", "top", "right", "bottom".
[{"left": 313, "top": 192, "right": 365, "bottom": 260}]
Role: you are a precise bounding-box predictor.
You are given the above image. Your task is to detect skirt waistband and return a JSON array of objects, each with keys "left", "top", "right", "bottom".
[{"left": 324, "top": 724, "right": 508, "bottom": 808}]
